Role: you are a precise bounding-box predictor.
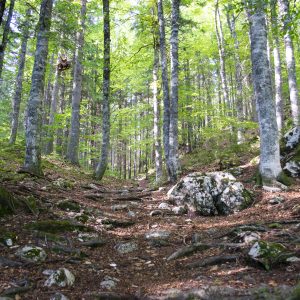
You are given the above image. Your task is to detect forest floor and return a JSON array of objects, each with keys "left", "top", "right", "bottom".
[{"left": 0, "top": 144, "right": 300, "bottom": 300}]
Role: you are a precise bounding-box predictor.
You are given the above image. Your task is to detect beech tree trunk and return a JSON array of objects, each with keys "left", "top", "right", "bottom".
[
  {"left": 22, "top": 0, "right": 54, "bottom": 176},
  {"left": 278, "top": 0, "right": 299, "bottom": 126},
  {"left": 168, "top": 0, "right": 181, "bottom": 182},
  {"left": 45, "top": 63, "right": 60, "bottom": 154},
  {"left": 227, "top": 11, "right": 245, "bottom": 143},
  {"left": 157, "top": 0, "right": 171, "bottom": 178},
  {"left": 0, "top": 0, "right": 15, "bottom": 79},
  {"left": 9, "top": 9, "right": 30, "bottom": 144},
  {"left": 66, "top": 0, "right": 87, "bottom": 165},
  {"left": 152, "top": 38, "right": 163, "bottom": 182},
  {"left": 215, "top": 0, "right": 229, "bottom": 107},
  {"left": 95, "top": 0, "right": 110, "bottom": 180},
  {"left": 271, "top": 0, "right": 284, "bottom": 133},
  {"left": 247, "top": 1, "right": 282, "bottom": 185}
]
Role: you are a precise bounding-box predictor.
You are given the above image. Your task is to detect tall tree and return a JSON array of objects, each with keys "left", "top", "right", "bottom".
[
  {"left": 271, "top": 0, "right": 284, "bottom": 132},
  {"left": 227, "top": 9, "right": 245, "bottom": 143},
  {"left": 246, "top": 0, "right": 283, "bottom": 186},
  {"left": 66, "top": 0, "right": 87, "bottom": 165},
  {"left": 0, "top": 0, "right": 15, "bottom": 79},
  {"left": 21, "top": 0, "right": 54, "bottom": 176},
  {"left": 9, "top": 8, "right": 31, "bottom": 144},
  {"left": 95, "top": 0, "right": 110, "bottom": 180},
  {"left": 0, "top": 0, "right": 6, "bottom": 27},
  {"left": 215, "top": 0, "right": 229, "bottom": 107},
  {"left": 168, "top": 0, "right": 181, "bottom": 182},
  {"left": 157, "top": 0, "right": 171, "bottom": 178},
  {"left": 278, "top": 0, "right": 299, "bottom": 126}
]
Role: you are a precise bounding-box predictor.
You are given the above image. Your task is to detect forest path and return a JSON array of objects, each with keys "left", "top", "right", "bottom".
[{"left": 0, "top": 165, "right": 300, "bottom": 299}]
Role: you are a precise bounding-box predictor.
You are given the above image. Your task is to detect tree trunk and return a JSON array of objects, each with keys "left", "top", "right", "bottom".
[
  {"left": 271, "top": 0, "right": 284, "bottom": 133},
  {"left": 246, "top": 2, "right": 282, "bottom": 185},
  {"left": 168, "top": 0, "right": 181, "bottom": 182},
  {"left": 0, "top": 0, "right": 6, "bottom": 27},
  {"left": 278, "top": 0, "right": 299, "bottom": 126},
  {"left": 0, "top": 0, "right": 15, "bottom": 79},
  {"left": 45, "top": 63, "right": 60, "bottom": 154},
  {"left": 227, "top": 11, "right": 245, "bottom": 143},
  {"left": 152, "top": 37, "right": 163, "bottom": 182},
  {"left": 21, "top": 0, "right": 54, "bottom": 176},
  {"left": 215, "top": 0, "right": 229, "bottom": 107},
  {"left": 184, "top": 59, "right": 192, "bottom": 153},
  {"left": 56, "top": 73, "right": 66, "bottom": 155},
  {"left": 95, "top": 0, "right": 110, "bottom": 180},
  {"left": 157, "top": 0, "right": 171, "bottom": 177},
  {"left": 66, "top": 0, "right": 87, "bottom": 165},
  {"left": 9, "top": 9, "right": 30, "bottom": 144}
]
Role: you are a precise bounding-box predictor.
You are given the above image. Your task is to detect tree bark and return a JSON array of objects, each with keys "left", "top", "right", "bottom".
[
  {"left": 66, "top": 0, "right": 87, "bottom": 165},
  {"left": 168, "top": 0, "right": 181, "bottom": 182},
  {"left": 95, "top": 0, "right": 110, "bottom": 180},
  {"left": 271, "top": 0, "right": 284, "bottom": 133},
  {"left": 157, "top": 0, "right": 171, "bottom": 178},
  {"left": 9, "top": 9, "right": 30, "bottom": 144},
  {"left": 278, "top": 0, "right": 299, "bottom": 126},
  {"left": 45, "top": 62, "right": 60, "bottom": 154},
  {"left": 215, "top": 0, "right": 229, "bottom": 107},
  {"left": 0, "top": 0, "right": 15, "bottom": 79},
  {"left": 227, "top": 11, "right": 245, "bottom": 143},
  {"left": 246, "top": 1, "right": 282, "bottom": 185},
  {"left": 22, "top": 0, "right": 54, "bottom": 176}
]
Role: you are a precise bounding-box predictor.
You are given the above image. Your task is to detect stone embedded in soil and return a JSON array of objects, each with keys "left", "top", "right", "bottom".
[
  {"left": 269, "top": 196, "right": 285, "bottom": 205},
  {"left": 248, "top": 241, "right": 292, "bottom": 270},
  {"left": 44, "top": 268, "right": 75, "bottom": 287},
  {"left": 167, "top": 172, "right": 252, "bottom": 216},
  {"left": 50, "top": 292, "right": 69, "bottom": 300},
  {"left": 171, "top": 206, "right": 186, "bottom": 215},
  {"left": 145, "top": 230, "right": 171, "bottom": 240},
  {"left": 57, "top": 200, "right": 81, "bottom": 212},
  {"left": 115, "top": 242, "right": 138, "bottom": 254},
  {"left": 100, "top": 276, "right": 119, "bottom": 290},
  {"left": 81, "top": 238, "right": 107, "bottom": 248},
  {"left": 16, "top": 245, "right": 46, "bottom": 263},
  {"left": 235, "top": 231, "right": 260, "bottom": 244},
  {"left": 283, "top": 160, "right": 300, "bottom": 177},
  {"left": 158, "top": 202, "right": 172, "bottom": 210}
]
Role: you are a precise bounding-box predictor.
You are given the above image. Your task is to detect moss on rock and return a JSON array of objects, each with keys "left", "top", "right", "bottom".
[
  {"left": 57, "top": 200, "right": 81, "bottom": 212},
  {"left": 26, "top": 220, "right": 92, "bottom": 233}
]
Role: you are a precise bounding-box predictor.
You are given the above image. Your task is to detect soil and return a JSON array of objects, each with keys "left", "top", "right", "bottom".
[{"left": 0, "top": 158, "right": 300, "bottom": 300}]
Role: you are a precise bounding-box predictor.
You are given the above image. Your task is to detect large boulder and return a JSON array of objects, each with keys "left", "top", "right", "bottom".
[
  {"left": 167, "top": 172, "right": 252, "bottom": 216},
  {"left": 284, "top": 126, "right": 300, "bottom": 151}
]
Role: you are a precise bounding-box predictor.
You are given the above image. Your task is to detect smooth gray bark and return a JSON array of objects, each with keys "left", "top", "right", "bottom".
[
  {"left": 9, "top": 9, "right": 30, "bottom": 144},
  {"left": 45, "top": 63, "right": 60, "bottom": 154},
  {"left": 278, "top": 0, "right": 299, "bottom": 126},
  {"left": 22, "top": 0, "right": 54, "bottom": 176},
  {"left": 0, "top": 0, "right": 15, "bottom": 79},
  {"left": 95, "top": 0, "right": 110, "bottom": 180},
  {"left": 168, "top": 0, "right": 181, "bottom": 182},
  {"left": 215, "top": 0, "right": 229, "bottom": 107},
  {"left": 247, "top": 2, "right": 282, "bottom": 184},
  {"left": 227, "top": 11, "right": 245, "bottom": 143},
  {"left": 157, "top": 0, "right": 171, "bottom": 178},
  {"left": 152, "top": 39, "right": 163, "bottom": 182},
  {"left": 66, "top": 0, "right": 87, "bottom": 165},
  {"left": 184, "top": 59, "right": 192, "bottom": 153},
  {"left": 271, "top": 0, "right": 284, "bottom": 133}
]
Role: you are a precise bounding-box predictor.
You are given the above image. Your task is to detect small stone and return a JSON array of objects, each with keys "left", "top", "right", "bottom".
[
  {"left": 5, "top": 239, "right": 13, "bottom": 247},
  {"left": 158, "top": 202, "right": 171, "bottom": 210},
  {"left": 149, "top": 210, "right": 163, "bottom": 217},
  {"left": 111, "top": 204, "right": 128, "bottom": 211},
  {"left": 16, "top": 246, "right": 46, "bottom": 263},
  {"left": 50, "top": 293, "right": 69, "bottom": 300},
  {"left": 44, "top": 268, "right": 75, "bottom": 287},
  {"left": 100, "top": 276, "right": 118, "bottom": 290},
  {"left": 127, "top": 211, "right": 136, "bottom": 218},
  {"left": 286, "top": 256, "right": 300, "bottom": 263},
  {"left": 145, "top": 230, "right": 171, "bottom": 240},
  {"left": 237, "top": 231, "right": 260, "bottom": 244},
  {"left": 269, "top": 196, "right": 285, "bottom": 205},
  {"left": 115, "top": 242, "right": 138, "bottom": 254},
  {"left": 172, "top": 206, "right": 186, "bottom": 215},
  {"left": 42, "top": 269, "right": 54, "bottom": 276}
]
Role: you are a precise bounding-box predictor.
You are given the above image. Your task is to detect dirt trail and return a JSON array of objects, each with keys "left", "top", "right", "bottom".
[{"left": 0, "top": 166, "right": 300, "bottom": 299}]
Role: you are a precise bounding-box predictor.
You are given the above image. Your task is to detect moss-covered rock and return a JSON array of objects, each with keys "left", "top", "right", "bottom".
[
  {"left": 16, "top": 245, "right": 47, "bottom": 263},
  {"left": 57, "top": 200, "right": 81, "bottom": 212},
  {"left": 0, "top": 229, "right": 17, "bottom": 246},
  {"left": 26, "top": 220, "right": 92, "bottom": 233},
  {"left": 52, "top": 178, "right": 74, "bottom": 190},
  {"left": 248, "top": 241, "right": 293, "bottom": 270},
  {"left": 289, "top": 282, "right": 300, "bottom": 300},
  {"left": 74, "top": 213, "right": 89, "bottom": 223}
]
